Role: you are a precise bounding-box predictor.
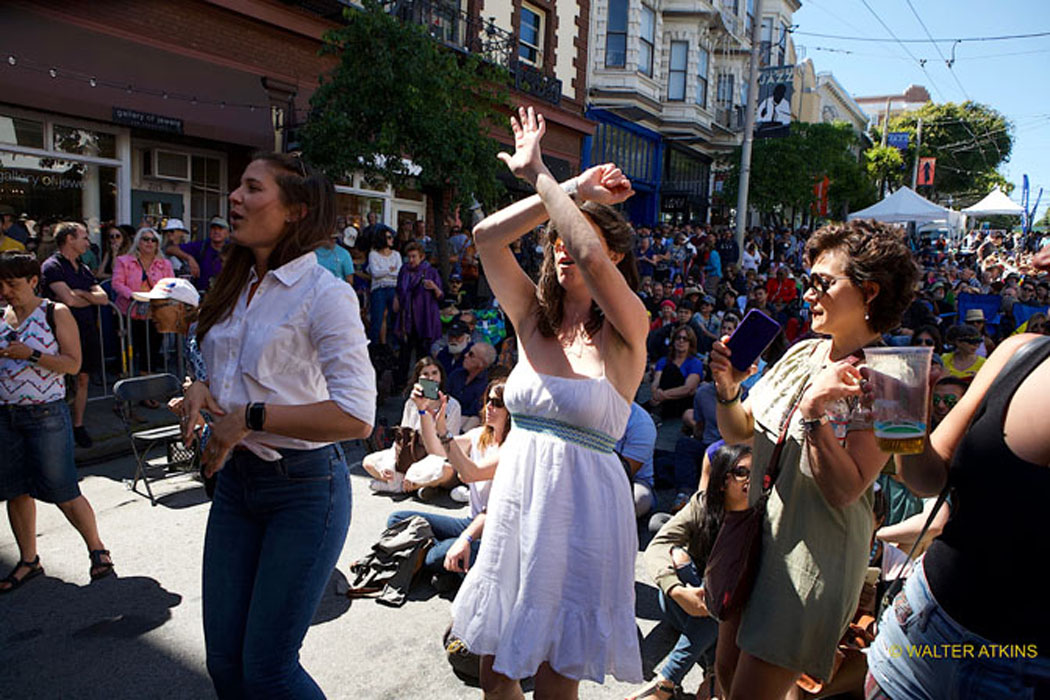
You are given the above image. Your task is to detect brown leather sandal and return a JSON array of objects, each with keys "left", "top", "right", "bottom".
[{"left": 624, "top": 677, "right": 676, "bottom": 700}]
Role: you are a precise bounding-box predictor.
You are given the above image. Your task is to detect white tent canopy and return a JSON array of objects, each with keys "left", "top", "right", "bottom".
[
  {"left": 961, "top": 187, "right": 1024, "bottom": 216},
  {"left": 847, "top": 186, "right": 951, "bottom": 224}
]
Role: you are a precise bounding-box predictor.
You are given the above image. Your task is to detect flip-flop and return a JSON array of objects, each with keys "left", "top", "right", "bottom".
[
  {"left": 624, "top": 677, "right": 677, "bottom": 700},
  {"left": 89, "top": 549, "right": 115, "bottom": 581},
  {"left": 0, "top": 556, "right": 44, "bottom": 595}
]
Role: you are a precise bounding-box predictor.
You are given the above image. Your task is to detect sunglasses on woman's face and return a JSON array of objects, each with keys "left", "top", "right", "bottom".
[
  {"left": 487, "top": 396, "right": 505, "bottom": 409},
  {"left": 806, "top": 274, "right": 850, "bottom": 297},
  {"left": 141, "top": 238, "right": 157, "bottom": 243},
  {"left": 728, "top": 465, "right": 751, "bottom": 480},
  {"left": 917, "top": 338, "right": 936, "bottom": 346},
  {"left": 109, "top": 234, "right": 122, "bottom": 241},
  {"left": 675, "top": 335, "right": 689, "bottom": 342}
]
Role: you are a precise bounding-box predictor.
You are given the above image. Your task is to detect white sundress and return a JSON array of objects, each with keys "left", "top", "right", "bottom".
[{"left": 450, "top": 360, "right": 642, "bottom": 683}]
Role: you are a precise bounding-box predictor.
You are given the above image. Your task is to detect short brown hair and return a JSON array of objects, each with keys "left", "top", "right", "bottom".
[
  {"left": 54, "top": 221, "right": 84, "bottom": 249},
  {"left": 804, "top": 220, "right": 918, "bottom": 333},
  {"left": 403, "top": 241, "right": 424, "bottom": 257}
]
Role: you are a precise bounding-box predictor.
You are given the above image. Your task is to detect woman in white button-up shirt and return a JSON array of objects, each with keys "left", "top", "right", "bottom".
[{"left": 178, "top": 153, "right": 375, "bottom": 699}]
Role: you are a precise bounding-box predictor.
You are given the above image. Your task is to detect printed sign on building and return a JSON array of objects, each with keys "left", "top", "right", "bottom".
[{"left": 755, "top": 65, "right": 794, "bottom": 139}]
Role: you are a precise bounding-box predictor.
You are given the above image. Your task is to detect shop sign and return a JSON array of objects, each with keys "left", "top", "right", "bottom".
[
  {"left": 112, "top": 108, "right": 184, "bottom": 134},
  {"left": 0, "top": 169, "right": 83, "bottom": 189}
]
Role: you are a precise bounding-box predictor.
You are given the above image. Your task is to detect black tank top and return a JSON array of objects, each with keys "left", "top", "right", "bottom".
[{"left": 925, "top": 337, "right": 1050, "bottom": 647}]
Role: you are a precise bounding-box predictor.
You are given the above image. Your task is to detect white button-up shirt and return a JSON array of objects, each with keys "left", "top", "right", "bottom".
[{"left": 202, "top": 253, "right": 376, "bottom": 460}]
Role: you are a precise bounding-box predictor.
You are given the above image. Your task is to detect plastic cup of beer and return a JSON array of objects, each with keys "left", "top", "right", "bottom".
[{"left": 864, "top": 347, "right": 933, "bottom": 455}]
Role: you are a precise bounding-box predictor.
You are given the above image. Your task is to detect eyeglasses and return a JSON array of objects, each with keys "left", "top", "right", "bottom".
[
  {"left": 487, "top": 396, "right": 505, "bottom": 409},
  {"left": 956, "top": 337, "right": 980, "bottom": 345},
  {"left": 916, "top": 338, "right": 937, "bottom": 346},
  {"left": 141, "top": 237, "right": 158, "bottom": 243},
  {"left": 806, "top": 274, "right": 850, "bottom": 297},
  {"left": 109, "top": 234, "right": 122, "bottom": 241},
  {"left": 675, "top": 335, "right": 689, "bottom": 342},
  {"left": 728, "top": 465, "right": 751, "bottom": 480},
  {"left": 932, "top": 394, "right": 958, "bottom": 408}
]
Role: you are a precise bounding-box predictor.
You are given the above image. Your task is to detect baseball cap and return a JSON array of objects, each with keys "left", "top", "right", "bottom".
[
  {"left": 448, "top": 320, "right": 471, "bottom": 338},
  {"left": 132, "top": 278, "right": 200, "bottom": 307},
  {"left": 162, "top": 218, "right": 188, "bottom": 232},
  {"left": 209, "top": 216, "right": 230, "bottom": 229}
]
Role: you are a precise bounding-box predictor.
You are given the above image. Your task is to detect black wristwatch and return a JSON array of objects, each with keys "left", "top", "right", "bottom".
[
  {"left": 27, "top": 349, "right": 42, "bottom": 365},
  {"left": 245, "top": 402, "right": 267, "bottom": 431}
]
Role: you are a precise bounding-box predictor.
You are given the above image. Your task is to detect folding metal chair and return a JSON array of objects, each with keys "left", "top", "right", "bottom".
[{"left": 112, "top": 373, "right": 185, "bottom": 506}]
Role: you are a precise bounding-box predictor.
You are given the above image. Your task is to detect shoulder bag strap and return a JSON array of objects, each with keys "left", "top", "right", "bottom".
[{"left": 763, "top": 341, "right": 823, "bottom": 492}]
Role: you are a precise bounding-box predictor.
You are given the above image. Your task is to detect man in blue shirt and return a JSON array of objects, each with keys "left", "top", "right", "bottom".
[
  {"left": 702, "top": 238, "right": 721, "bottom": 294},
  {"left": 165, "top": 216, "right": 229, "bottom": 291},
  {"left": 616, "top": 402, "right": 658, "bottom": 518},
  {"left": 314, "top": 232, "right": 355, "bottom": 283}
]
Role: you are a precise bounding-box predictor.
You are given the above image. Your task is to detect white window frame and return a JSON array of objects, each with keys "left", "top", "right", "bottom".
[
  {"left": 696, "top": 46, "right": 710, "bottom": 108},
  {"left": 639, "top": 5, "right": 656, "bottom": 77},
  {"left": 668, "top": 41, "right": 688, "bottom": 101},
  {"left": 518, "top": 3, "right": 545, "bottom": 67},
  {"left": 605, "top": 0, "right": 628, "bottom": 68}
]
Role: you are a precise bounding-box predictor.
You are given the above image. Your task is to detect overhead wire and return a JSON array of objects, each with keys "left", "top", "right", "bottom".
[
  {"left": 788, "top": 29, "right": 1050, "bottom": 43},
  {"left": 856, "top": 0, "right": 947, "bottom": 102}
]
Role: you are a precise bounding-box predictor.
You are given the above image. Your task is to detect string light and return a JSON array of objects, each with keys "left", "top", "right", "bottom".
[{"left": 6, "top": 53, "right": 271, "bottom": 113}]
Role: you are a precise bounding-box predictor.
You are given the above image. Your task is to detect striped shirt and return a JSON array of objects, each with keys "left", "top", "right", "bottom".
[{"left": 0, "top": 301, "right": 65, "bottom": 405}]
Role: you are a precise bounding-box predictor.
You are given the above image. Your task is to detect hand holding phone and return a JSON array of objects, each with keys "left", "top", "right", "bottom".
[
  {"left": 725, "top": 309, "right": 782, "bottom": 373},
  {"left": 419, "top": 378, "right": 440, "bottom": 400}
]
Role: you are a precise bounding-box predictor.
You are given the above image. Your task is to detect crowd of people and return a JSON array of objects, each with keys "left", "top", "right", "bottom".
[{"left": 2, "top": 103, "right": 1049, "bottom": 700}]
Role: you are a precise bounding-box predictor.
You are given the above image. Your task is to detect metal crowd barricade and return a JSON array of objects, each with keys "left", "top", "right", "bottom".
[
  {"left": 122, "top": 303, "right": 187, "bottom": 384},
  {"left": 85, "top": 301, "right": 128, "bottom": 402}
]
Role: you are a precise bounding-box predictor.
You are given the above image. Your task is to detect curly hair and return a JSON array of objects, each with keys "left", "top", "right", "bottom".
[
  {"left": 804, "top": 219, "right": 918, "bottom": 334},
  {"left": 534, "top": 201, "right": 639, "bottom": 338}
]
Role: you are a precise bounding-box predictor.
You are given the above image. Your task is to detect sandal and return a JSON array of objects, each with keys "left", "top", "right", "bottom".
[
  {"left": 0, "top": 555, "right": 45, "bottom": 594},
  {"left": 89, "top": 549, "right": 115, "bottom": 581},
  {"left": 624, "top": 677, "right": 676, "bottom": 700}
]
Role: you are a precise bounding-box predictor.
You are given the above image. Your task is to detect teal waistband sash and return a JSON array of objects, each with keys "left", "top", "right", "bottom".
[{"left": 511, "top": 414, "right": 617, "bottom": 454}]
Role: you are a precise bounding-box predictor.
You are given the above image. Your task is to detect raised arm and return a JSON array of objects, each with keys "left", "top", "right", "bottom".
[{"left": 498, "top": 106, "right": 647, "bottom": 351}]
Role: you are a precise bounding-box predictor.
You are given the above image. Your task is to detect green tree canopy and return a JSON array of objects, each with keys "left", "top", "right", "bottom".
[
  {"left": 880, "top": 101, "right": 1013, "bottom": 205},
  {"left": 722, "top": 121, "right": 876, "bottom": 226},
  {"left": 301, "top": 0, "right": 510, "bottom": 277}
]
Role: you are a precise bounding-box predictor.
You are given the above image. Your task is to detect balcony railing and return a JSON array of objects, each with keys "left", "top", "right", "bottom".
[
  {"left": 387, "top": 0, "right": 562, "bottom": 105},
  {"left": 715, "top": 105, "right": 746, "bottom": 131}
]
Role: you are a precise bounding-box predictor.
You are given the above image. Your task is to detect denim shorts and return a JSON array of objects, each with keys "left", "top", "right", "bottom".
[
  {"left": 867, "top": 560, "right": 1050, "bottom": 699},
  {"left": 0, "top": 400, "right": 81, "bottom": 503}
]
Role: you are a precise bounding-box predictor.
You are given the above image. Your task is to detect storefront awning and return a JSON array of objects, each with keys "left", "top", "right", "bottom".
[{"left": 1, "top": 5, "right": 274, "bottom": 149}]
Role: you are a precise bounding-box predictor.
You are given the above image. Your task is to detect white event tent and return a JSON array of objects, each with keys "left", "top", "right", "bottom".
[
  {"left": 961, "top": 187, "right": 1024, "bottom": 217},
  {"left": 847, "top": 186, "right": 951, "bottom": 224}
]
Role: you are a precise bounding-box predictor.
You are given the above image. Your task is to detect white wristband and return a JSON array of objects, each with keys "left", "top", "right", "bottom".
[{"left": 561, "top": 177, "right": 580, "bottom": 202}]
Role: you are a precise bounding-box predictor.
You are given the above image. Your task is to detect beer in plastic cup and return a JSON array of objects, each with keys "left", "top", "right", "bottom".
[{"left": 864, "top": 347, "right": 933, "bottom": 454}]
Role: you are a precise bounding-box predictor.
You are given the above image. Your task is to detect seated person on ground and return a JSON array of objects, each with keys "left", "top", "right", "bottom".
[
  {"left": 386, "top": 378, "right": 509, "bottom": 590},
  {"left": 446, "top": 341, "right": 495, "bottom": 432},
  {"left": 625, "top": 444, "right": 753, "bottom": 700},
  {"left": 363, "top": 356, "right": 462, "bottom": 493},
  {"left": 648, "top": 325, "right": 702, "bottom": 419},
  {"left": 616, "top": 402, "right": 658, "bottom": 519},
  {"left": 431, "top": 318, "right": 473, "bottom": 377}
]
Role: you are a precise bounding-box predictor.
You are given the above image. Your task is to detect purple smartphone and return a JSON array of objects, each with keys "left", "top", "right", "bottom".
[{"left": 725, "top": 309, "right": 782, "bottom": 372}]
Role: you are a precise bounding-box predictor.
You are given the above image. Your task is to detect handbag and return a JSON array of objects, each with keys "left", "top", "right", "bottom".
[
  {"left": 391, "top": 426, "right": 428, "bottom": 474},
  {"left": 704, "top": 344, "right": 820, "bottom": 622}
]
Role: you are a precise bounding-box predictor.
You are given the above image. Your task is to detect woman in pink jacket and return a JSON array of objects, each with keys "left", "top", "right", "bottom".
[{"left": 112, "top": 227, "right": 173, "bottom": 375}]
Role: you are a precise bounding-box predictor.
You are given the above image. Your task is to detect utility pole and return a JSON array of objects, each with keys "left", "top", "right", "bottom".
[
  {"left": 910, "top": 117, "right": 924, "bottom": 190},
  {"left": 880, "top": 98, "right": 891, "bottom": 197},
  {"left": 734, "top": 0, "right": 764, "bottom": 256}
]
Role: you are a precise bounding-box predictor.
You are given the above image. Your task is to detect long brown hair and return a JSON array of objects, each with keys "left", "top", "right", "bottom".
[
  {"left": 535, "top": 201, "right": 639, "bottom": 338},
  {"left": 476, "top": 378, "right": 509, "bottom": 452},
  {"left": 197, "top": 153, "right": 336, "bottom": 340}
]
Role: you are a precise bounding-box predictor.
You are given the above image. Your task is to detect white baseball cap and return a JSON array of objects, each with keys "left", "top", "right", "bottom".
[
  {"left": 132, "top": 278, "right": 200, "bottom": 307},
  {"left": 162, "top": 218, "right": 188, "bottom": 232}
]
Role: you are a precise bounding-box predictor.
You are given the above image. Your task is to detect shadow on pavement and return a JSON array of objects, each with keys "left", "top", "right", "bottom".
[
  {"left": 0, "top": 561, "right": 212, "bottom": 698},
  {"left": 311, "top": 568, "right": 351, "bottom": 625}
]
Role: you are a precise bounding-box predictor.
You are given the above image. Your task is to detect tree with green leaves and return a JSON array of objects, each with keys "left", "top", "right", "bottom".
[
  {"left": 865, "top": 144, "right": 906, "bottom": 195},
  {"left": 879, "top": 101, "right": 1013, "bottom": 205},
  {"left": 722, "top": 121, "right": 876, "bottom": 226},
  {"left": 301, "top": 0, "right": 509, "bottom": 280}
]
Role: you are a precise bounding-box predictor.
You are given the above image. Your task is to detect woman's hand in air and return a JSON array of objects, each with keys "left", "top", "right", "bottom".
[
  {"left": 709, "top": 337, "right": 756, "bottom": 401},
  {"left": 497, "top": 106, "right": 546, "bottom": 184},
  {"left": 410, "top": 384, "right": 430, "bottom": 411},
  {"left": 576, "top": 163, "right": 635, "bottom": 205}
]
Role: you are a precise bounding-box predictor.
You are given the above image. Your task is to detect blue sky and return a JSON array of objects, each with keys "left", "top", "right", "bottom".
[{"left": 792, "top": 0, "right": 1049, "bottom": 222}]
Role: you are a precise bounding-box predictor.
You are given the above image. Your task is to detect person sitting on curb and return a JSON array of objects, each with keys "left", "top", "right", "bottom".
[
  {"left": 386, "top": 378, "right": 508, "bottom": 592},
  {"left": 616, "top": 401, "right": 658, "bottom": 519},
  {"left": 446, "top": 341, "right": 495, "bottom": 431}
]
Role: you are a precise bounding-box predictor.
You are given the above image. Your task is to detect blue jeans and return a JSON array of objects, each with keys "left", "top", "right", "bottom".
[
  {"left": 386, "top": 510, "right": 478, "bottom": 575},
  {"left": 203, "top": 445, "right": 351, "bottom": 699},
  {"left": 656, "top": 559, "right": 719, "bottom": 684},
  {"left": 0, "top": 400, "right": 80, "bottom": 503},
  {"left": 369, "top": 287, "right": 396, "bottom": 343},
  {"left": 672, "top": 436, "right": 705, "bottom": 494},
  {"left": 867, "top": 561, "right": 1050, "bottom": 699}
]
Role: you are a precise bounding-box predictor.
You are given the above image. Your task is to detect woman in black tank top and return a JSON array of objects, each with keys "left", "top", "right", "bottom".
[{"left": 866, "top": 331, "right": 1050, "bottom": 699}]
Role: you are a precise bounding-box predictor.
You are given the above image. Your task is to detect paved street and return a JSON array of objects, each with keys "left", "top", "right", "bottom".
[{"left": 1, "top": 425, "right": 705, "bottom": 700}]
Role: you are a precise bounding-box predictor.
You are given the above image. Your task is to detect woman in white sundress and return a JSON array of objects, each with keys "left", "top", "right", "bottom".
[{"left": 450, "top": 106, "right": 649, "bottom": 698}]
